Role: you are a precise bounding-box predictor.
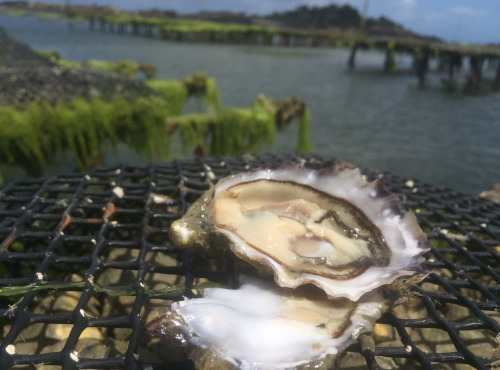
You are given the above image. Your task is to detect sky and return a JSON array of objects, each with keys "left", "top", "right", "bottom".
[{"left": 28, "top": 0, "right": 500, "bottom": 43}]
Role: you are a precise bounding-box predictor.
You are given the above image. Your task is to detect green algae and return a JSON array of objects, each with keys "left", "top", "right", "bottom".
[
  {"left": 37, "top": 50, "right": 158, "bottom": 80},
  {"left": 0, "top": 280, "right": 185, "bottom": 298},
  {"left": 0, "top": 96, "right": 170, "bottom": 174},
  {"left": 147, "top": 79, "right": 188, "bottom": 115},
  {"left": 168, "top": 95, "right": 311, "bottom": 157},
  {"left": 296, "top": 108, "right": 312, "bottom": 153},
  {"left": 0, "top": 71, "right": 312, "bottom": 180}
]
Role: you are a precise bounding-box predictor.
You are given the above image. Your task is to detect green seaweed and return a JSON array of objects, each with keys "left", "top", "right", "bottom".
[
  {"left": 243, "top": 97, "right": 276, "bottom": 153},
  {"left": 0, "top": 71, "right": 312, "bottom": 180},
  {"left": 176, "top": 113, "right": 211, "bottom": 154},
  {"left": 182, "top": 70, "right": 222, "bottom": 112},
  {"left": 86, "top": 59, "right": 138, "bottom": 78},
  {"left": 0, "top": 278, "right": 224, "bottom": 299},
  {"left": 0, "top": 280, "right": 186, "bottom": 297},
  {"left": 296, "top": 108, "right": 312, "bottom": 153},
  {"left": 147, "top": 79, "right": 188, "bottom": 115},
  {"left": 204, "top": 75, "right": 222, "bottom": 112},
  {"left": 37, "top": 50, "right": 158, "bottom": 80},
  {"left": 168, "top": 94, "right": 310, "bottom": 157},
  {"left": 0, "top": 95, "right": 171, "bottom": 175}
]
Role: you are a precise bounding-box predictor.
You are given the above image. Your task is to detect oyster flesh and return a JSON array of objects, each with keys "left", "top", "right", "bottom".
[
  {"left": 163, "top": 276, "right": 388, "bottom": 370},
  {"left": 170, "top": 161, "right": 429, "bottom": 301}
]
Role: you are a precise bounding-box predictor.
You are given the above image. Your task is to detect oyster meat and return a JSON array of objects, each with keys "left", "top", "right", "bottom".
[
  {"left": 163, "top": 276, "right": 388, "bottom": 370},
  {"left": 170, "top": 161, "right": 430, "bottom": 301}
]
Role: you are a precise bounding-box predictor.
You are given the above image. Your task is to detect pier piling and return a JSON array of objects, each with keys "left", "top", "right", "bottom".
[
  {"left": 495, "top": 63, "right": 500, "bottom": 91},
  {"left": 415, "top": 49, "right": 430, "bottom": 87},
  {"left": 384, "top": 48, "right": 395, "bottom": 73},
  {"left": 54, "top": 8, "right": 500, "bottom": 92},
  {"left": 348, "top": 43, "right": 358, "bottom": 68}
]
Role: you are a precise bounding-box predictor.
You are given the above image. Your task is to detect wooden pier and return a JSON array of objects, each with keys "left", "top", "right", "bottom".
[
  {"left": 84, "top": 14, "right": 500, "bottom": 92},
  {"left": 348, "top": 37, "right": 500, "bottom": 90},
  {"left": 1, "top": 2, "right": 499, "bottom": 91}
]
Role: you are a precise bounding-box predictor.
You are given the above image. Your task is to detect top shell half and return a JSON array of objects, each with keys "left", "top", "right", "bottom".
[{"left": 170, "top": 160, "right": 430, "bottom": 301}]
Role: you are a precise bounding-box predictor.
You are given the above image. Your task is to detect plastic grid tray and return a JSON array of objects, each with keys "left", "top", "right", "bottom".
[{"left": 0, "top": 153, "right": 499, "bottom": 369}]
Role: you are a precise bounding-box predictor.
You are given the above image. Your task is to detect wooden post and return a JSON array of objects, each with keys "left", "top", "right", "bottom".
[
  {"left": 442, "top": 53, "right": 461, "bottom": 91},
  {"left": 348, "top": 43, "right": 358, "bottom": 68},
  {"left": 448, "top": 53, "right": 461, "bottom": 80},
  {"left": 132, "top": 22, "right": 139, "bottom": 35},
  {"left": 494, "top": 61, "right": 500, "bottom": 91},
  {"left": 470, "top": 55, "right": 483, "bottom": 80},
  {"left": 465, "top": 55, "right": 483, "bottom": 93},
  {"left": 384, "top": 48, "right": 395, "bottom": 73},
  {"left": 415, "top": 49, "right": 429, "bottom": 87}
]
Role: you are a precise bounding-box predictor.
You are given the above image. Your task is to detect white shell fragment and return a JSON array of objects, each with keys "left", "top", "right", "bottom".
[
  {"left": 166, "top": 276, "right": 388, "bottom": 370},
  {"left": 170, "top": 161, "right": 430, "bottom": 301},
  {"left": 112, "top": 186, "right": 124, "bottom": 199},
  {"left": 5, "top": 344, "right": 15, "bottom": 355}
]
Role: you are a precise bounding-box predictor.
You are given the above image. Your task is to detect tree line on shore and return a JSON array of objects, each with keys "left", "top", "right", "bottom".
[{"left": 0, "top": 0, "right": 436, "bottom": 40}]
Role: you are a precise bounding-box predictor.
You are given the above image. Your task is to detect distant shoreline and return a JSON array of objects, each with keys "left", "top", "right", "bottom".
[
  {"left": 3, "top": 2, "right": 500, "bottom": 94},
  {"left": 0, "top": 0, "right": 435, "bottom": 41}
]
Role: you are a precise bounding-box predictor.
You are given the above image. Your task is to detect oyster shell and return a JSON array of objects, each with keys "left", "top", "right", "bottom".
[
  {"left": 162, "top": 276, "right": 388, "bottom": 370},
  {"left": 170, "top": 161, "right": 430, "bottom": 301}
]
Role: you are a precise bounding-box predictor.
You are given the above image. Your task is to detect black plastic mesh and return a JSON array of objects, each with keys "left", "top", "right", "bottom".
[{"left": 0, "top": 153, "right": 499, "bottom": 369}]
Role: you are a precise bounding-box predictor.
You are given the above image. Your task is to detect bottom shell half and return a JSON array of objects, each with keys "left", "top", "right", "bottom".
[{"left": 157, "top": 276, "right": 389, "bottom": 370}]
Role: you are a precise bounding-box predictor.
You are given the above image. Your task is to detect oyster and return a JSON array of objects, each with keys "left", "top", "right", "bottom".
[
  {"left": 170, "top": 161, "right": 429, "bottom": 301},
  {"left": 162, "top": 276, "right": 388, "bottom": 370}
]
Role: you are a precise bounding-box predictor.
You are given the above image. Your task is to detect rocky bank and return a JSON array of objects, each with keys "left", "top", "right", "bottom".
[{"left": 0, "top": 26, "right": 158, "bottom": 107}]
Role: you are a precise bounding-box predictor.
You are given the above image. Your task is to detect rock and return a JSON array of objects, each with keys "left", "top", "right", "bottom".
[
  {"left": 45, "top": 323, "right": 73, "bottom": 341},
  {"left": 0, "top": 26, "right": 55, "bottom": 68},
  {"left": 335, "top": 351, "right": 368, "bottom": 369},
  {"left": 80, "top": 327, "right": 105, "bottom": 341},
  {"left": 0, "top": 25, "right": 159, "bottom": 108},
  {"left": 480, "top": 184, "right": 500, "bottom": 203},
  {"left": 0, "top": 66, "right": 159, "bottom": 108},
  {"left": 75, "top": 338, "right": 109, "bottom": 359}
]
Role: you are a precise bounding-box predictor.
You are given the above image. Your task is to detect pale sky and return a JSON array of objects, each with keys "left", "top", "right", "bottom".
[{"left": 28, "top": 0, "right": 500, "bottom": 43}]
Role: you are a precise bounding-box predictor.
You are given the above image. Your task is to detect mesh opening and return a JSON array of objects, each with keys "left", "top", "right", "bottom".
[{"left": 0, "top": 153, "right": 499, "bottom": 369}]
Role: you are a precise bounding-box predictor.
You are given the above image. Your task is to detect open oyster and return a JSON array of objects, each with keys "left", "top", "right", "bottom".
[
  {"left": 170, "top": 161, "right": 429, "bottom": 301},
  {"left": 162, "top": 276, "right": 388, "bottom": 370}
]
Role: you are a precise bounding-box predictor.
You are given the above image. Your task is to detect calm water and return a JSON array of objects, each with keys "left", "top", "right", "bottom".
[{"left": 1, "top": 15, "right": 499, "bottom": 195}]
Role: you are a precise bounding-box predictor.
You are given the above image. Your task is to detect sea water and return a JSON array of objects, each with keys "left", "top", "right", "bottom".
[{"left": 1, "top": 15, "right": 499, "bottom": 195}]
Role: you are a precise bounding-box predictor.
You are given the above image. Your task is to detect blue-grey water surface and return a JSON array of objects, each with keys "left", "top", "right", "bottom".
[{"left": 1, "top": 15, "right": 499, "bottom": 195}]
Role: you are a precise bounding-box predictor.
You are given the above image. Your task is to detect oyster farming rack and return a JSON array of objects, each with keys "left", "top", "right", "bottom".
[{"left": 0, "top": 153, "right": 499, "bottom": 369}]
